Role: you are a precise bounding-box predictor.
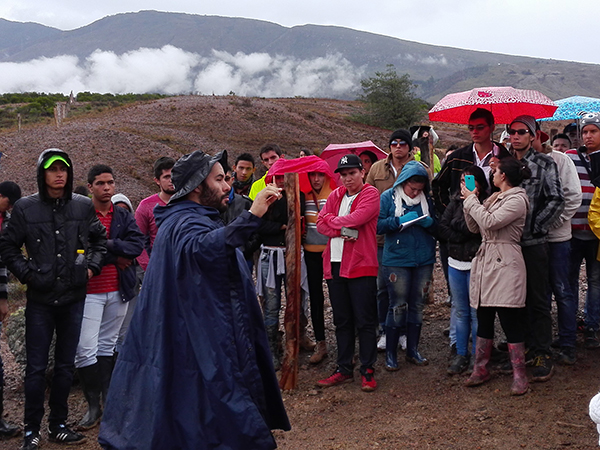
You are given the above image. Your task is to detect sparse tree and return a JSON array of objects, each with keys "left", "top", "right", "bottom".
[{"left": 358, "top": 65, "right": 425, "bottom": 129}]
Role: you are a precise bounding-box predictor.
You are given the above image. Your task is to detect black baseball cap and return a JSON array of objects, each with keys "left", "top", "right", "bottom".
[{"left": 335, "top": 154, "right": 364, "bottom": 173}]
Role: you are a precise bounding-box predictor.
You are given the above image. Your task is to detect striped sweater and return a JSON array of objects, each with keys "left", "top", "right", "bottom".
[{"left": 567, "top": 148, "right": 596, "bottom": 240}]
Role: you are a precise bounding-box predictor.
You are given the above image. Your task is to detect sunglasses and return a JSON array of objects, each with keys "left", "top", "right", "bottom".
[
  {"left": 507, "top": 128, "right": 530, "bottom": 136},
  {"left": 468, "top": 124, "right": 487, "bottom": 132},
  {"left": 390, "top": 140, "right": 408, "bottom": 146}
]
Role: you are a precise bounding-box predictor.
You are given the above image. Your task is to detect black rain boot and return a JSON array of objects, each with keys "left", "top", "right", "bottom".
[
  {"left": 76, "top": 363, "right": 102, "bottom": 430},
  {"left": 405, "top": 322, "right": 429, "bottom": 366},
  {"left": 97, "top": 355, "right": 115, "bottom": 406},
  {"left": 0, "top": 387, "right": 20, "bottom": 439},
  {"left": 384, "top": 326, "right": 401, "bottom": 371}
]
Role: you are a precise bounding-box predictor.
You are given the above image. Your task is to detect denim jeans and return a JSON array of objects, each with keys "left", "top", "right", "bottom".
[
  {"left": 569, "top": 237, "right": 600, "bottom": 331},
  {"left": 75, "top": 291, "right": 127, "bottom": 369},
  {"left": 305, "top": 250, "right": 326, "bottom": 342},
  {"left": 327, "top": 263, "right": 377, "bottom": 375},
  {"left": 260, "top": 249, "right": 285, "bottom": 330},
  {"left": 376, "top": 246, "right": 390, "bottom": 327},
  {"left": 24, "top": 300, "right": 85, "bottom": 432},
  {"left": 382, "top": 264, "right": 433, "bottom": 328},
  {"left": 448, "top": 267, "right": 477, "bottom": 356},
  {"left": 0, "top": 322, "right": 3, "bottom": 388},
  {"left": 548, "top": 241, "right": 577, "bottom": 347}
]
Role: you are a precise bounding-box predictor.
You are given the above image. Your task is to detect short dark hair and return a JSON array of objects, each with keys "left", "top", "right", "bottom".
[
  {"left": 235, "top": 153, "right": 255, "bottom": 167},
  {"left": 74, "top": 185, "right": 89, "bottom": 196},
  {"left": 0, "top": 181, "right": 21, "bottom": 205},
  {"left": 87, "top": 164, "right": 113, "bottom": 185},
  {"left": 153, "top": 156, "right": 176, "bottom": 179},
  {"left": 259, "top": 144, "right": 282, "bottom": 158},
  {"left": 404, "top": 175, "right": 428, "bottom": 185},
  {"left": 359, "top": 150, "right": 378, "bottom": 165},
  {"left": 469, "top": 108, "right": 495, "bottom": 127},
  {"left": 498, "top": 157, "right": 531, "bottom": 187},
  {"left": 552, "top": 133, "right": 572, "bottom": 146}
]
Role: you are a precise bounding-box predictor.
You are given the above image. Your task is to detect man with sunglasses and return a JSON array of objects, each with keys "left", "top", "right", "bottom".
[
  {"left": 509, "top": 115, "right": 564, "bottom": 382},
  {"left": 433, "top": 108, "right": 505, "bottom": 214}
]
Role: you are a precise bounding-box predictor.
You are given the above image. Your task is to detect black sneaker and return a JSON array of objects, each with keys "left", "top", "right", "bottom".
[
  {"left": 584, "top": 328, "right": 600, "bottom": 349},
  {"left": 22, "top": 430, "right": 41, "bottom": 450},
  {"left": 48, "top": 424, "right": 87, "bottom": 445},
  {"left": 531, "top": 354, "right": 555, "bottom": 382},
  {"left": 447, "top": 354, "right": 469, "bottom": 375},
  {"left": 557, "top": 347, "right": 577, "bottom": 366}
]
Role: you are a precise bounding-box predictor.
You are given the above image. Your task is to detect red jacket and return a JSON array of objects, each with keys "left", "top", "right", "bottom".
[{"left": 317, "top": 184, "right": 380, "bottom": 279}]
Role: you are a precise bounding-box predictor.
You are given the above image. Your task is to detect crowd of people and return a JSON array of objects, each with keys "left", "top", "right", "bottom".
[{"left": 0, "top": 108, "right": 599, "bottom": 449}]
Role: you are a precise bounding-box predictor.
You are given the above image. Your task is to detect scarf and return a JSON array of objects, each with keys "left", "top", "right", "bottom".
[{"left": 394, "top": 185, "right": 429, "bottom": 218}]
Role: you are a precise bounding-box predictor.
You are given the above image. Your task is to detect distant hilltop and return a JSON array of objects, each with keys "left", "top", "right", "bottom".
[{"left": 1, "top": 10, "right": 599, "bottom": 101}]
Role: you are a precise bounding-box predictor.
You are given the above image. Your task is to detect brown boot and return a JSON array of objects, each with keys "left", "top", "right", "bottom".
[
  {"left": 300, "top": 330, "right": 316, "bottom": 351},
  {"left": 309, "top": 340, "right": 328, "bottom": 364},
  {"left": 508, "top": 343, "right": 529, "bottom": 396},
  {"left": 465, "top": 337, "right": 493, "bottom": 387}
]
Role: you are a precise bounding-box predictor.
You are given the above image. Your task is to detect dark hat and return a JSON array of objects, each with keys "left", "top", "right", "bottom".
[
  {"left": 0, "top": 181, "right": 21, "bottom": 205},
  {"left": 389, "top": 129, "right": 414, "bottom": 150},
  {"left": 169, "top": 150, "right": 228, "bottom": 203},
  {"left": 510, "top": 115, "right": 537, "bottom": 136},
  {"left": 335, "top": 154, "right": 363, "bottom": 173}
]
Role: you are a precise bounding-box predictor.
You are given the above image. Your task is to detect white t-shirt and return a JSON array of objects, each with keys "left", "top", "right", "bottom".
[{"left": 330, "top": 192, "right": 359, "bottom": 262}]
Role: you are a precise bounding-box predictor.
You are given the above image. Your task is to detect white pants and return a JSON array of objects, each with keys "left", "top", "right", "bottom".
[{"left": 75, "top": 291, "right": 127, "bottom": 369}]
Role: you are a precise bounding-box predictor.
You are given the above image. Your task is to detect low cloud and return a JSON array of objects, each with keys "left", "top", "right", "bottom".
[{"left": 0, "top": 46, "right": 363, "bottom": 98}]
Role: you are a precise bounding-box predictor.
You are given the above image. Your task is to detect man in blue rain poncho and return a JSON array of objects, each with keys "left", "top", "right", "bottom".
[{"left": 98, "top": 150, "right": 290, "bottom": 450}]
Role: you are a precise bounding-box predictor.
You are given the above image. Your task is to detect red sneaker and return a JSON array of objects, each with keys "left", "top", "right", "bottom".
[
  {"left": 316, "top": 371, "right": 353, "bottom": 388},
  {"left": 361, "top": 368, "right": 377, "bottom": 392}
]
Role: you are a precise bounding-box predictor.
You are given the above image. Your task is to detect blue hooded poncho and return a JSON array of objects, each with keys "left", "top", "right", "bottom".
[
  {"left": 377, "top": 161, "right": 437, "bottom": 267},
  {"left": 98, "top": 201, "right": 290, "bottom": 450}
]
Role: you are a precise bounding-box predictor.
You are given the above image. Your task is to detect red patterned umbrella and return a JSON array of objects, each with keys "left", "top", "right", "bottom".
[{"left": 428, "top": 86, "right": 557, "bottom": 125}]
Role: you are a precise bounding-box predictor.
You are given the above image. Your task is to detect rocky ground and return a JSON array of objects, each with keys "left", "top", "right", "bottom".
[{"left": 0, "top": 96, "right": 597, "bottom": 449}]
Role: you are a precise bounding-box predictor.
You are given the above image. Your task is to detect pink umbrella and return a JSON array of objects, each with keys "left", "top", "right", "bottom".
[
  {"left": 428, "top": 86, "right": 558, "bottom": 125},
  {"left": 319, "top": 141, "right": 388, "bottom": 178}
]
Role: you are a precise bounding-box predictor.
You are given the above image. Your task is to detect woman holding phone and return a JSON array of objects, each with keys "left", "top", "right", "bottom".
[
  {"left": 462, "top": 157, "right": 530, "bottom": 395},
  {"left": 377, "top": 161, "right": 437, "bottom": 371},
  {"left": 439, "top": 165, "right": 489, "bottom": 375}
]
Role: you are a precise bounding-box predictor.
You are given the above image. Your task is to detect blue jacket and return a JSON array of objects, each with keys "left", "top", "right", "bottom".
[
  {"left": 377, "top": 161, "right": 437, "bottom": 267},
  {"left": 103, "top": 205, "right": 144, "bottom": 302},
  {"left": 99, "top": 201, "right": 290, "bottom": 450}
]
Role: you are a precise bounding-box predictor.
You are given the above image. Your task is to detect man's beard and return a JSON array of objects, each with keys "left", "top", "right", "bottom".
[
  {"left": 199, "top": 185, "right": 228, "bottom": 212},
  {"left": 163, "top": 188, "right": 177, "bottom": 195}
]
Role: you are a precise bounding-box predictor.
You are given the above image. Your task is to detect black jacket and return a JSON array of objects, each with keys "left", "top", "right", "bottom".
[
  {"left": 432, "top": 142, "right": 507, "bottom": 215},
  {"left": 438, "top": 195, "right": 482, "bottom": 263},
  {"left": 0, "top": 149, "right": 107, "bottom": 306},
  {"left": 104, "top": 204, "right": 144, "bottom": 302}
]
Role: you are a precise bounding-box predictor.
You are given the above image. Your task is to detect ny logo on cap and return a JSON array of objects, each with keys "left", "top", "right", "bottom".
[{"left": 340, "top": 156, "right": 348, "bottom": 164}]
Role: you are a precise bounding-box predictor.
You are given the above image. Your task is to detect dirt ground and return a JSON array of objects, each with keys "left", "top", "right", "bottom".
[{"left": 2, "top": 259, "right": 600, "bottom": 450}]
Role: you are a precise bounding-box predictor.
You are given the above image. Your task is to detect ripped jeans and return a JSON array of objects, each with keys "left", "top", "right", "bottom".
[{"left": 382, "top": 265, "right": 433, "bottom": 328}]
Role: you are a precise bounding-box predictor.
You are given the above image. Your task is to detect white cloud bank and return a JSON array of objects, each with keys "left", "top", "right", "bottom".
[{"left": 0, "top": 45, "right": 364, "bottom": 98}]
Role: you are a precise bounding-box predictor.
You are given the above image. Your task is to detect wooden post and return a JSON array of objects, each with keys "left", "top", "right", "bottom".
[{"left": 279, "top": 172, "right": 301, "bottom": 390}]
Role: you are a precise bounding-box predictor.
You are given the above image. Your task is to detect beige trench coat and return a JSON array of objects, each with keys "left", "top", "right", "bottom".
[{"left": 463, "top": 187, "right": 529, "bottom": 309}]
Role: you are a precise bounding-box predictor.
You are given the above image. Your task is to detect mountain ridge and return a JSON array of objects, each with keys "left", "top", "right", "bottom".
[{"left": 0, "top": 10, "right": 598, "bottom": 101}]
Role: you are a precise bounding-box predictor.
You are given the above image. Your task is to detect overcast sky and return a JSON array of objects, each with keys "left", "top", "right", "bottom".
[{"left": 1, "top": 0, "right": 598, "bottom": 65}]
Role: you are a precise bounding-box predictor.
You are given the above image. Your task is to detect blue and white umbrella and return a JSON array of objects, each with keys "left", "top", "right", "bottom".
[{"left": 539, "top": 95, "right": 600, "bottom": 121}]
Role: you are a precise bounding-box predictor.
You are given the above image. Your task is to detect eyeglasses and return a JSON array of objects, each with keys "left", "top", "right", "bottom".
[
  {"left": 468, "top": 124, "right": 487, "bottom": 132},
  {"left": 390, "top": 140, "right": 408, "bottom": 147},
  {"left": 507, "top": 128, "right": 530, "bottom": 136}
]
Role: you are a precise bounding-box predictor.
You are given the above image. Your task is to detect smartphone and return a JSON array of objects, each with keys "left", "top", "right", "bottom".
[
  {"left": 341, "top": 227, "right": 359, "bottom": 239},
  {"left": 465, "top": 175, "right": 476, "bottom": 192}
]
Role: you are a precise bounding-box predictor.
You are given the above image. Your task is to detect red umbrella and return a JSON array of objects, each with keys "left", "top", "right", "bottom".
[
  {"left": 319, "top": 141, "right": 388, "bottom": 178},
  {"left": 265, "top": 156, "right": 337, "bottom": 193},
  {"left": 428, "top": 86, "right": 558, "bottom": 125}
]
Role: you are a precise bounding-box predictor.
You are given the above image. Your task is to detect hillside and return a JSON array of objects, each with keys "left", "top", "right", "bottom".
[
  {"left": 1, "top": 11, "right": 600, "bottom": 101},
  {"left": 1, "top": 95, "right": 468, "bottom": 204}
]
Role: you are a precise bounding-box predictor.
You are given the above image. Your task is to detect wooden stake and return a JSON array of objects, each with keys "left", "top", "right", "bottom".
[{"left": 279, "top": 172, "right": 301, "bottom": 390}]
